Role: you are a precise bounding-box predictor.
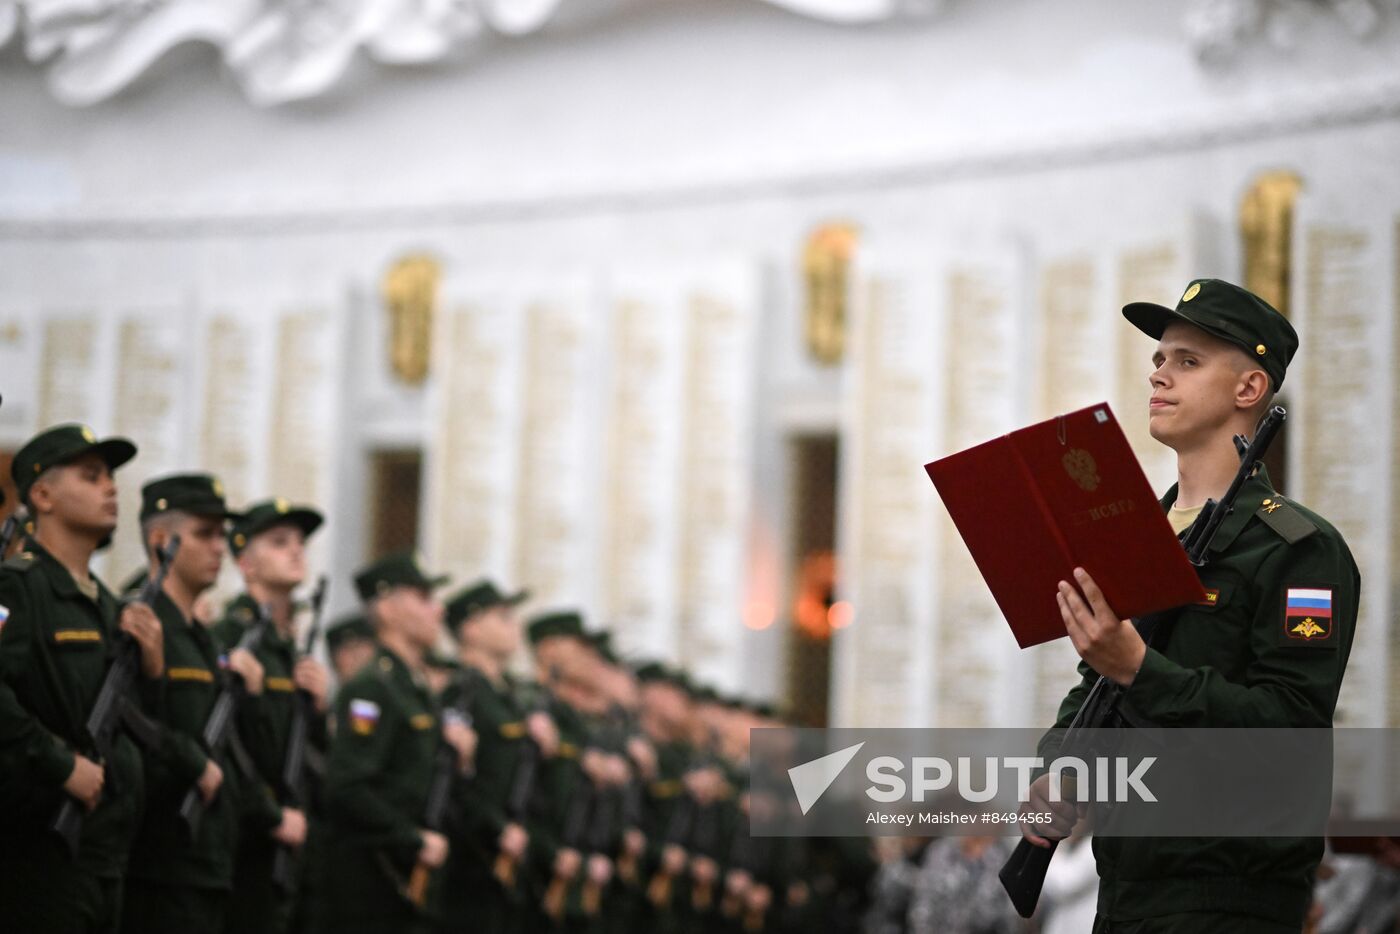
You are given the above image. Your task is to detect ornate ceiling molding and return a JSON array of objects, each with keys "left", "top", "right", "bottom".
[
  {"left": 3, "top": 0, "right": 939, "bottom": 107},
  {"left": 1184, "top": 0, "right": 1399, "bottom": 62}
]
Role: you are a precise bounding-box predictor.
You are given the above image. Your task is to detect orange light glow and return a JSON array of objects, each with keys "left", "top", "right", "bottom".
[
  {"left": 744, "top": 600, "right": 775, "bottom": 630},
  {"left": 828, "top": 601, "right": 853, "bottom": 629}
]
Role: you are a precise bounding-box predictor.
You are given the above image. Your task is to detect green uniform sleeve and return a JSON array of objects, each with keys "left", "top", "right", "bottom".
[
  {"left": 1123, "top": 532, "right": 1359, "bottom": 727},
  {"left": 324, "top": 677, "right": 422, "bottom": 851},
  {"left": 0, "top": 574, "right": 77, "bottom": 788}
]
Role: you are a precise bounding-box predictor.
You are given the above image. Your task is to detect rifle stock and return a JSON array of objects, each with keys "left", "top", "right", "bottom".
[
  {"left": 178, "top": 605, "right": 270, "bottom": 840},
  {"left": 271, "top": 575, "right": 329, "bottom": 892}
]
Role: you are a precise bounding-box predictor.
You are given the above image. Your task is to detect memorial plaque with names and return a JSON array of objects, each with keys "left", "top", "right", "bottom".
[
  {"left": 842, "top": 266, "right": 940, "bottom": 728},
  {"left": 602, "top": 283, "right": 686, "bottom": 653},
  {"left": 676, "top": 277, "right": 758, "bottom": 685},
  {"left": 1296, "top": 221, "right": 1388, "bottom": 726},
  {"left": 0, "top": 314, "right": 34, "bottom": 436},
  {"left": 269, "top": 310, "right": 335, "bottom": 508},
  {"left": 935, "top": 260, "right": 1024, "bottom": 728},
  {"left": 38, "top": 315, "right": 98, "bottom": 427},
  {"left": 513, "top": 295, "right": 596, "bottom": 608},
  {"left": 107, "top": 316, "right": 184, "bottom": 582},
  {"left": 428, "top": 297, "right": 522, "bottom": 585},
  {"left": 201, "top": 315, "right": 259, "bottom": 506}
]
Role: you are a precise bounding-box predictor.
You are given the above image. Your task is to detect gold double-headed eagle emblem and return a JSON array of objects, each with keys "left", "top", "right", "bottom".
[{"left": 1291, "top": 617, "right": 1325, "bottom": 639}]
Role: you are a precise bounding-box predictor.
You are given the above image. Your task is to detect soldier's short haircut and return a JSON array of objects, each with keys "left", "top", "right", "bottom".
[
  {"left": 23, "top": 465, "right": 60, "bottom": 511},
  {"left": 140, "top": 510, "right": 188, "bottom": 559}
]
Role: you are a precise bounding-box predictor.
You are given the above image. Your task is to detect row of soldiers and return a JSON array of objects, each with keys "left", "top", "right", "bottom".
[{"left": 0, "top": 422, "right": 874, "bottom": 934}]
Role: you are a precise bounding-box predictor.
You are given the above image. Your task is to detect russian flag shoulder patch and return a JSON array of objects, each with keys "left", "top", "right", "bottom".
[
  {"left": 348, "top": 698, "right": 381, "bottom": 735},
  {"left": 1282, "top": 586, "right": 1335, "bottom": 645}
]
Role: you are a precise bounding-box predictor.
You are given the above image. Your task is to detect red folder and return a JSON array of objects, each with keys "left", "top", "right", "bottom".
[{"left": 925, "top": 402, "right": 1206, "bottom": 648}]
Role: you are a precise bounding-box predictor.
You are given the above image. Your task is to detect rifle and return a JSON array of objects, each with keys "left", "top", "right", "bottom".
[
  {"left": 494, "top": 670, "right": 559, "bottom": 888},
  {"left": 0, "top": 505, "right": 28, "bottom": 559},
  {"left": 52, "top": 535, "right": 181, "bottom": 857},
  {"left": 271, "top": 575, "right": 329, "bottom": 892},
  {"left": 177, "top": 604, "right": 271, "bottom": 839},
  {"left": 402, "top": 672, "right": 477, "bottom": 908},
  {"left": 999, "top": 405, "right": 1287, "bottom": 918},
  {"left": 544, "top": 776, "right": 595, "bottom": 921}
]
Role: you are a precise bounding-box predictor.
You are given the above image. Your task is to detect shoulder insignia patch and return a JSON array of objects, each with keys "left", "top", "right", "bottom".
[
  {"left": 349, "top": 698, "right": 381, "bottom": 735},
  {"left": 1256, "top": 497, "right": 1318, "bottom": 545},
  {"left": 499, "top": 721, "right": 527, "bottom": 739},
  {"left": 54, "top": 628, "right": 102, "bottom": 644},
  {"left": 410, "top": 713, "right": 435, "bottom": 730},
  {"left": 3, "top": 552, "right": 37, "bottom": 572},
  {"left": 0, "top": 604, "right": 8, "bottom": 632},
  {"left": 1281, "top": 587, "right": 1336, "bottom": 647}
]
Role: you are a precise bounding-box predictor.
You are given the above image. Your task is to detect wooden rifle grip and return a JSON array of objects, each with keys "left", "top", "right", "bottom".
[
  {"left": 647, "top": 871, "right": 672, "bottom": 908},
  {"left": 494, "top": 852, "right": 516, "bottom": 888},
  {"left": 617, "top": 850, "right": 637, "bottom": 883},
  {"left": 407, "top": 861, "right": 431, "bottom": 907},
  {"left": 693, "top": 879, "right": 714, "bottom": 911},
  {"left": 743, "top": 904, "right": 765, "bottom": 932},
  {"left": 543, "top": 876, "right": 568, "bottom": 920},
  {"left": 582, "top": 880, "right": 602, "bottom": 916}
]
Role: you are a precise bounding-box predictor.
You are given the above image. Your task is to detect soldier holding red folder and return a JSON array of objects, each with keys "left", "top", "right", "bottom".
[{"left": 1023, "top": 279, "right": 1360, "bottom": 933}]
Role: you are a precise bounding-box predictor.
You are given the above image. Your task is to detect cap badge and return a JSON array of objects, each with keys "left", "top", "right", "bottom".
[
  {"left": 275, "top": 497, "right": 289, "bottom": 513},
  {"left": 1182, "top": 283, "right": 1201, "bottom": 302},
  {"left": 156, "top": 498, "right": 168, "bottom": 511},
  {"left": 80, "top": 426, "right": 96, "bottom": 443},
  {"left": 1255, "top": 343, "right": 1266, "bottom": 356},
  {"left": 233, "top": 533, "right": 246, "bottom": 548},
  {"left": 212, "top": 479, "right": 224, "bottom": 496}
]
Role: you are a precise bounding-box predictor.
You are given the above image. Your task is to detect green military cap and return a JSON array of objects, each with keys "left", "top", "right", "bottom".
[
  {"left": 228, "top": 497, "right": 324, "bottom": 556},
  {"left": 325, "top": 612, "right": 375, "bottom": 650},
  {"left": 445, "top": 578, "right": 529, "bottom": 628},
  {"left": 353, "top": 551, "right": 449, "bottom": 602},
  {"left": 1123, "top": 278, "right": 1298, "bottom": 391},
  {"left": 587, "top": 629, "right": 620, "bottom": 664},
  {"left": 526, "top": 610, "right": 587, "bottom": 645},
  {"left": 634, "top": 661, "right": 689, "bottom": 692},
  {"left": 692, "top": 684, "right": 722, "bottom": 705},
  {"left": 140, "top": 473, "right": 238, "bottom": 522},
  {"left": 12, "top": 423, "right": 137, "bottom": 503}
]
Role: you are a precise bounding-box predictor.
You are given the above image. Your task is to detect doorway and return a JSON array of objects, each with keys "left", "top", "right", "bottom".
[{"left": 785, "top": 434, "right": 840, "bottom": 727}]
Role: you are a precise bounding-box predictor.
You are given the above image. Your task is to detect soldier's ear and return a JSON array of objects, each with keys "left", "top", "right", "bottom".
[{"left": 1236, "top": 367, "right": 1270, "bottom": 410}]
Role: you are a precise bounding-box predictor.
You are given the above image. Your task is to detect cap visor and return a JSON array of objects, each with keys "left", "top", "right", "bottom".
[
  {"left": 502, "top": 589, "right": 530, "bottom": 607},
  {"left": 250, "top": 509, "right": 324, "bottom": 541},
  {"left": 1121, "top": 302, "right": 1184, "bottom": 340},
  {"left": 79, "top": 438, "right": 137, "bottom": 472}
]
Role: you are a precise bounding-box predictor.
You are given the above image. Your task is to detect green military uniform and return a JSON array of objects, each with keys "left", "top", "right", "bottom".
[
  {"left": 316, "top": 552, "right": 449, "bottom": 934},
  {"left": 214, "top": 498, "right": 327, "bottom": 934},
  {"left": 0, "top": 424, "right": 142, "bottom": 934},
  {"left": 437, "top": 580, "right": 533, "bottom": 934},
  {"left": 1041, "top": 280, "right": 1360, "bottom": 932},
  {"left": 122, "top": 473, "right": 274, "bottom": 934},
  {"left": 319, "top": 646, "right": 442, "bottom": 933},
  {"left": 439, "top": 664, "right": 534, "bottom": 933}
]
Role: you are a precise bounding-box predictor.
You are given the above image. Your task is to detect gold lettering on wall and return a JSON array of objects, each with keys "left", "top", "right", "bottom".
[
  {"left": 1240, "top": 170, "right": 1303, "bottom": 317},
  {"left": 802, "top": 223, "right": 858, "bottom": 365},
  {"left": 383, "top": 254, "right": 441, "bottom": 385}
]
